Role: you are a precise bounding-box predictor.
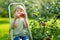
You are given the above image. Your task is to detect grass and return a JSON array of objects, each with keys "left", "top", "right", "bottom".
[{"left": 0, "top": 18, "right": 10, "bottom": 40}]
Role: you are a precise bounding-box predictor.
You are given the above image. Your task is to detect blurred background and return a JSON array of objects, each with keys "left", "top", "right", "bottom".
[{"left": 0, "top": 0, "right": 60, "bottom": 40}]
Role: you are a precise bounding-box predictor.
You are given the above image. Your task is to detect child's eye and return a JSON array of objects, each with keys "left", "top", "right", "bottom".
[
  {"left": 16, "top": 10, "right": 20, "bottom": 12},
  {"left": 17, "top": 11, "right": 18, "bottom": 12}
]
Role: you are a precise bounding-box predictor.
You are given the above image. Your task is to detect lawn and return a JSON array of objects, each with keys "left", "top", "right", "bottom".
[{"left": 0, "top": 18, "right": 10, "bottom": 40}]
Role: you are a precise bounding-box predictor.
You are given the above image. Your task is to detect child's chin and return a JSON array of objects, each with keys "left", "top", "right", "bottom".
[{"left": 17, "top": 16, "right": 20, "bottom": 18}]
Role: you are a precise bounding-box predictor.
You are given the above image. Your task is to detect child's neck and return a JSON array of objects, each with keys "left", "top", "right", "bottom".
[{"left": 17, "top": 17, "right": 24, "bottom": 19}]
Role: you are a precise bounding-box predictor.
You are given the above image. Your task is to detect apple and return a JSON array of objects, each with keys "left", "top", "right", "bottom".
[
  {"left": 20, "top": 13, "right": 25, "bottom": 17},
  {"left": 16, "top": 12, "right": 25, "bottom": 17},
  {"left": 41, "top": 21, "right": 46, "bottom": 26},
  {"left": 46, "top": 37, "right": 50, "bottom": 40}
]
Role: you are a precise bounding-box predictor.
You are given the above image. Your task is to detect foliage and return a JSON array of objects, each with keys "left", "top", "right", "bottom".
[{"left": 0, "top": 0, "right": 60, "bottom": 40}]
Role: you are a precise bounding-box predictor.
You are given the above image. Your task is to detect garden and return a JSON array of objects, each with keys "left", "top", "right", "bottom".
[{"left": 0, "top": 0, "right": 60, "bottom": 40}]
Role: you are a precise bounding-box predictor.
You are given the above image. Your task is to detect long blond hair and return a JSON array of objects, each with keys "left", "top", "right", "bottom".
[{"left": 14, "top": 5, "right": 27, "bottom": 18}]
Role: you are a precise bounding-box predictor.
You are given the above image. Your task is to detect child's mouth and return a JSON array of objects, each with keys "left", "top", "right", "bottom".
[
  {"left": 16, "top": 12, "right": 25, "bottom": 17},
  {"left": 16, "top": 13, "right": 20, "bottom": 17}
]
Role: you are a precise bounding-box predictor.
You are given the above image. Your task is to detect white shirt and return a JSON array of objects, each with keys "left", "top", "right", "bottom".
[{"left": 11, "top": 18, "right": 28, "bottom": 36}]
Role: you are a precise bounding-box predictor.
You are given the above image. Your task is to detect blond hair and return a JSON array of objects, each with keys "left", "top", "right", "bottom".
[{"left": 14, "top": 5, "right": 25, "bottom": 12}]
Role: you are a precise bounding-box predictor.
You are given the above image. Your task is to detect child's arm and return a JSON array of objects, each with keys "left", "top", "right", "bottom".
[
  {"left": 10, "top": 18, "right": 17, "bottom": 40},
  {"left": 24, "top": 18, "right": 28, "bottom": 28},
  {"left": 11, "top": 18, "right": 17, "bottom": 29}
]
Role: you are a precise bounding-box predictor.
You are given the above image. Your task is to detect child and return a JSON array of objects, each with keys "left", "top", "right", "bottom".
[{"left": 11, "top": 5, "right": 29, "bottom": 40}]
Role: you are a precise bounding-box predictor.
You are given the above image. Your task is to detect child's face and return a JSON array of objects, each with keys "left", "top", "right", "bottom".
[
  {"left": 16, "top": 8, "right": 24, "bottom": 13},
  {"left": 15, "top": 8, "right": 24, "bottom": 18}
]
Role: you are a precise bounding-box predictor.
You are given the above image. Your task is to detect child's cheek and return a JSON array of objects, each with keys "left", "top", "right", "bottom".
[{"left": 15, "top": 13, "right": 20, "bottom": 17}]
